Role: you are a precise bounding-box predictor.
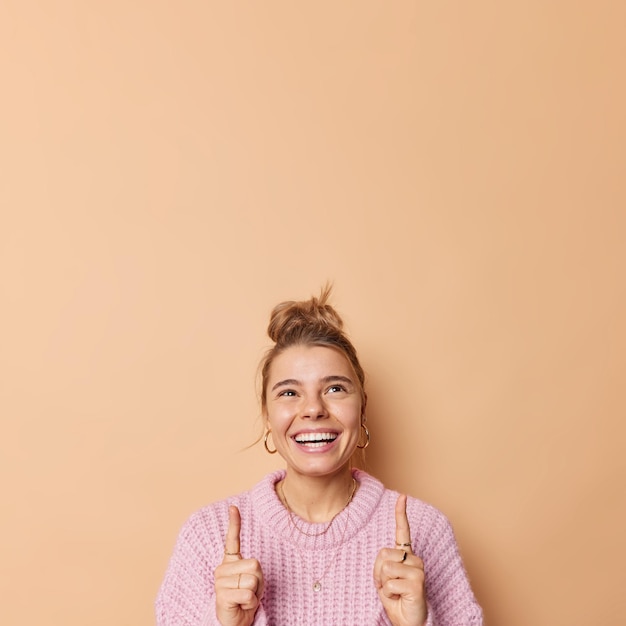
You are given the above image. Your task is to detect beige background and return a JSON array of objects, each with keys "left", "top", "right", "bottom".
[{"left": 1, "top": 2, "right": 625, "bottom": 625}]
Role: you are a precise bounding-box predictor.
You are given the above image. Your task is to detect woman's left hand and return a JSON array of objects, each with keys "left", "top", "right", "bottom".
[{"left": 373, "top": 494, "right": 427, "bottom": 626}]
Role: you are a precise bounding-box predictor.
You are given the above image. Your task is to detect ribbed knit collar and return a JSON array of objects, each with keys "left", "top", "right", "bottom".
[{"left": 250, "top": 469, "right": 386, "bottom": 550}]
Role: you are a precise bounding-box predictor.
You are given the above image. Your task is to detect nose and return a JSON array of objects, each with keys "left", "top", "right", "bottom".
[{"left": 301, "top": 394, "right": 328, "bottom": 420}]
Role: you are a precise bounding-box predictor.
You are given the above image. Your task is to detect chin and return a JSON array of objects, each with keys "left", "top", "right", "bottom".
[{"left": 291, "top": 462, "right": 351, "bottom": 478}]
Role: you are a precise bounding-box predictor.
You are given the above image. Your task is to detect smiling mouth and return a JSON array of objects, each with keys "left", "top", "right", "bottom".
[{"left": 293, "top": 432, "right": 338, "bottom": 448}]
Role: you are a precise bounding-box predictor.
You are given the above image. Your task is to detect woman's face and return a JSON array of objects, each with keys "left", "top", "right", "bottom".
[{"left": 264, "top": 344, "right": 363, "bottom": 480}]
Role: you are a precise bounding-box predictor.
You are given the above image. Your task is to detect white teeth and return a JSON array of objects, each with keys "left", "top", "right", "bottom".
[
  {"left": 299, "top": 441, "right": 331, "bottom": 448},
  {"left": 294, "top": 432, "right": 338, "bottom": 443}
]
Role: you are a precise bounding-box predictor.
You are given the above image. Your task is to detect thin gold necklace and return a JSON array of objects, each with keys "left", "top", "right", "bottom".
[
  {"left": 279, "top": 477, "right": 358, "bottom": 592},
  {"left": 278, "top": 478, "right": 357, "bottom": 537}
]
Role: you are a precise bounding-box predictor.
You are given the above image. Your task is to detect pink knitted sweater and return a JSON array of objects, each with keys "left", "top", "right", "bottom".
[{"left": 156, "top": 470, "right": 482, "bottom": 625}]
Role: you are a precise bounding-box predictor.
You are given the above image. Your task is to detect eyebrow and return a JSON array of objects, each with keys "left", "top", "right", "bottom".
[
  {"left": 271, "top": 375, "right": 354, "bottom": 392},
  {"left": 271, "top": 378, "right": 299, "bottom": 391},
  {"left": 321, "top": 375, "right": 354, "bottom": 386}
]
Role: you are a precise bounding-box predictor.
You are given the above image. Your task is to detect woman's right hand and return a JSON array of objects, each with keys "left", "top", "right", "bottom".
[{"left": 214, "top": 505, "right": 265, "bottom": 626}]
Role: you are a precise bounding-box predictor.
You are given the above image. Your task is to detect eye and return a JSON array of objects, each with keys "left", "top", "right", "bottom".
[
  {"left": 327, "top": 385, "right": 346, "bottom": 394},
  {"left": 278, "top": 389, "right": 297, "bottom": 397}
]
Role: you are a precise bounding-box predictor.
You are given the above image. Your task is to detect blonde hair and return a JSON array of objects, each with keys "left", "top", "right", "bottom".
[{"left": 259, "top": 285, "right": 367, "bottom": 416}]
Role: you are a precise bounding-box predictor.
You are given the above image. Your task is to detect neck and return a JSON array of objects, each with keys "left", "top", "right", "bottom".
[{"left": 278, "top": 468, "right": 357, "bottom": 523}]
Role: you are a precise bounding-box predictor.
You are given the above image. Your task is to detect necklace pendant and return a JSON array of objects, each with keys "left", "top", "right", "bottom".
[{"left": 313, "top": 581, "right": 322, "bottom": 592}]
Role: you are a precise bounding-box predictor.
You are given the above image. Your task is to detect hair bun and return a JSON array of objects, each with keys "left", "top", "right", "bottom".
[{"left": 267, "top": 285, "right": 343, "bottom": 345}]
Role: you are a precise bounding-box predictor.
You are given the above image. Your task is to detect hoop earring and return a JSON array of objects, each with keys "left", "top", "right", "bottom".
[
  {"left": 357, "top": 423, "right": 370, "bottom": 449},
  {"left": 264, "top": 429, "right": 277, "bottom": 454}
]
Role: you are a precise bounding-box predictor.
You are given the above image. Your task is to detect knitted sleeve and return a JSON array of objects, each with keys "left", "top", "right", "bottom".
[
  {"left": 411, "top": 501, "right": 483, "bottom": 626},
  {"left": 155, "top": 508, "right": 268, "bottom": 626}
]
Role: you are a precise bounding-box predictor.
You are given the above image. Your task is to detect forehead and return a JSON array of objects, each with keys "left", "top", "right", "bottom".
[{"left": 268, "top": 344, "right": 354, "bottom": 381}]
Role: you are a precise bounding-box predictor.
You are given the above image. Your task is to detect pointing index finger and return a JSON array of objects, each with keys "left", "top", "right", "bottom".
[
  {"left": 395, "top": 494, "right": 413, "bottom": 553},
  {"left": 223, "top": 505, "right": 242, "bottom": 562}
]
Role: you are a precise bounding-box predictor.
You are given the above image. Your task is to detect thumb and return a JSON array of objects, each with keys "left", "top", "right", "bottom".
[
  {"left": 223, "top": 505, "right": 242, "bottom": 562},
  {"left": 395, "top": 494, "right": 413, "bottom": 553}
]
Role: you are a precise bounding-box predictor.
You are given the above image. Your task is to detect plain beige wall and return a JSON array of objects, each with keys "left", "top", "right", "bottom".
[{"left": 1, "top": 2, "right": 624, "bottom": 625}]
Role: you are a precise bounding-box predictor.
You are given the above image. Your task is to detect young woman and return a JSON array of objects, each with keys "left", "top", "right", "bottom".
[{"left": 156, "top": 288, "right": 483, "bottom": 625}]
